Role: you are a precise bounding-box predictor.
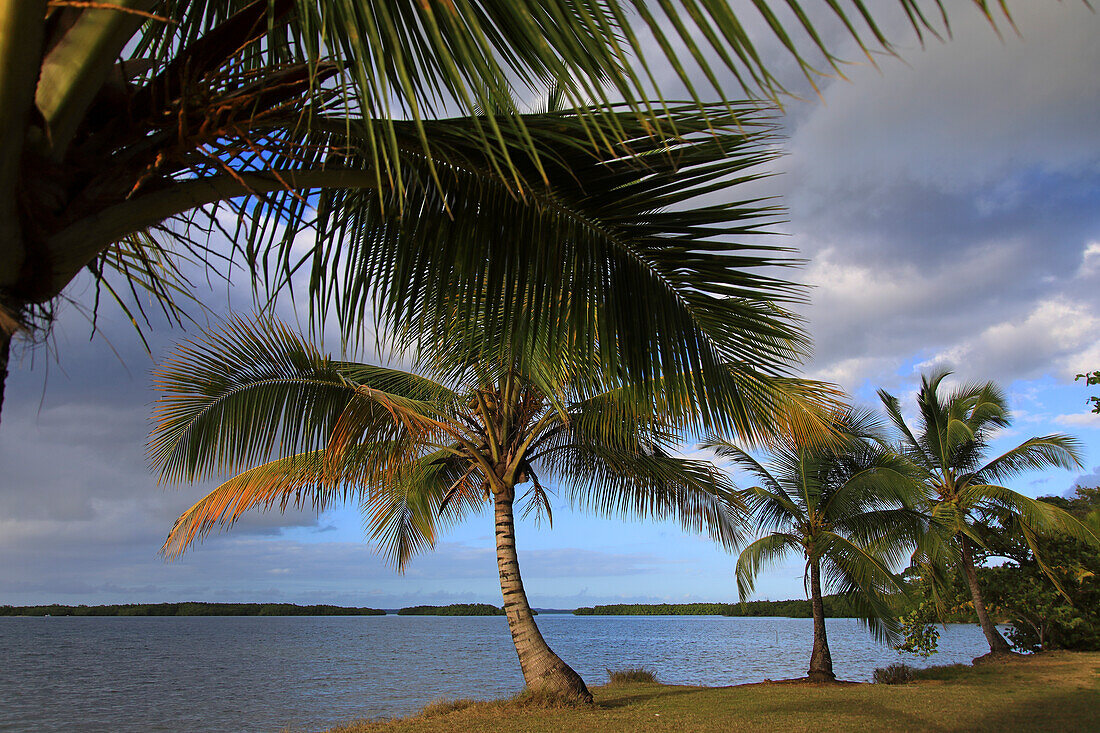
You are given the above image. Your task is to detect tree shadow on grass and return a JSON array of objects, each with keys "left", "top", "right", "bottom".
[
  {"left": 963, "top": 689, "right": 1100, "bottom": 732},
  {"left": 595, "top": 686, "right": 701, "bottom": 710}
]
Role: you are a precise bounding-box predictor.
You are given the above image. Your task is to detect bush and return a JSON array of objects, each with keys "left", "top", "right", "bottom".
[
  {"left": 873, "top": 663, "right": 916, "bottom": 685},
  {"left": 414, "top": 699, "right": 477, "bottom": 719},
  {"left": 607, "top": 667, "right": 658, "bottom": 684}
]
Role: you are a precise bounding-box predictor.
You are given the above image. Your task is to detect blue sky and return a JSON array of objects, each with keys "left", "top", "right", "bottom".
[{"left": 2, "top": 1, "right": 1099, "bottom": 609}]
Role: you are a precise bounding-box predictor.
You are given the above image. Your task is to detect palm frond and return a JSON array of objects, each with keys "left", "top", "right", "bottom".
[
  {"left": 162, "top": 450, "right": 334, "bottom": 559},
  {"left": 974, "top": 435, "right": 1084, "bottom": 483},
  {"left": 557, "top": 444, "right": 745, "bottom": 551},
  {"left": 734, "top": 532, "right": 801, "bottom": 601}
]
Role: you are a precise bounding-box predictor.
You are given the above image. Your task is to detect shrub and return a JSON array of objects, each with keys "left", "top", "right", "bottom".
[
  {"left": 414, "top": 699, "right": 477, "bottom": 719},
  {"left": 607, "top": 667, "right": 658, "bottom": 684},
  {"left": 873, "top": 663, "right": 916, "bottom": 685}
]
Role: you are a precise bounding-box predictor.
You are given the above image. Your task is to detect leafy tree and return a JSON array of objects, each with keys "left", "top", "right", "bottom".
[
  {"left": 705, "top": 409, "right": 922, "bottom": 682},
  {"left": 878, "top": 370, "right": 1095, "bottom": 656},
  {"left": 982, "top": 488, "right": 1100, "bottom": 652},
  {"left": 1074, "top": 370, "right": 1100, "bottom": 414},
  {"left": 149, "top": 315, "right": 761, "bottom": 700},
  {"left": 0, "top": 1, "right": 1036, "bottom": 419}
]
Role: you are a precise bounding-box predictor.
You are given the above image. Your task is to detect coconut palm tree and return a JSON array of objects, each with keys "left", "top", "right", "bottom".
[
  {"left": 878, "top": 370, "right": 1096, "bottom": 655},
  {"left": 147, "top": 112, "right": 838, "bottom": 699},
  {"left": 705, "top": 409, "right": 922, "bottom": 682},
  {"left": 148, "top": 315, "right": 767, "bottom": 700},
  {"left": 0, "top": 0, "right": 1028, "bottom": 421}
]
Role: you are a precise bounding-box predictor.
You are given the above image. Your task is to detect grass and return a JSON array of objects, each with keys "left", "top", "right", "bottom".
[{"left": 325, "top": 651, "right": 1100, "bottom": 733}]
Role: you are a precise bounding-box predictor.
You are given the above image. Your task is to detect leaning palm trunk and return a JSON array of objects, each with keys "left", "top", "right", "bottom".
[
  {"left": 807, "top": 559, "right": 835, "bottom": 681},
  {"left": 494, "top": 490, "right": 592, "bottom": 701},
  {"left": 0, "top": 329, "right": 9, "bottom": 426},
  {"left": 959, "top": 535, "right": 1011, "bottom": 654}
]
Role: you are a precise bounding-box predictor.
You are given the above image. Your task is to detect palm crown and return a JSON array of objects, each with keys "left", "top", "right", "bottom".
[
  {"left": 1, "top": 0, "right": 1032, "bottom": 421},
  {"left": 150, "top": 315, "right": 750, "bottom": 699}
]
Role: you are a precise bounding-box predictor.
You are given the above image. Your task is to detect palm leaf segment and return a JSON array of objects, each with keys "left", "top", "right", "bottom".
[
  {"left": 705, "top": 408, "right": 924, "bottom": 642},
  {"left": 151, "top": 317, "right": 745, "bottom": 569}
]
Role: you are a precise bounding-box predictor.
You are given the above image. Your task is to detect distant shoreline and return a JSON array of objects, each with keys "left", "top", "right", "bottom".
[{"left": 2, "top": 597, "right": 888, "bottom": 618}]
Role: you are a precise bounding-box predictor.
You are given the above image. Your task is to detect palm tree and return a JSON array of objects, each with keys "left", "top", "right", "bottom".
[
  {"left": 0, "top": 0, "right": 1027, "bottom": 420},
  {"left": 149, "top": 316, "right": 758, "bottom": 700},
  {"left": 705, "top": 409, "right": 922, "bottom": 682},
  {"left": 878, "top": 370, "right": 1095, "bottom": 656}
]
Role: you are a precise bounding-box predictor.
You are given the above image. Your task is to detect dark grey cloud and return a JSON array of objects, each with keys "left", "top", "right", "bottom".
[{"left": 773, "top": 2, "right": 1100, "bottom": 389}]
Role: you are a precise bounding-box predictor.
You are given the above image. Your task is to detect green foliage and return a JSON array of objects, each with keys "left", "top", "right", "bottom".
[
  {"left": 895, "top": 607, "right": 941, "bottom": 657},
  {"left": 705, "top": 409, "right": 924, "bottom": 646},
  {"left": 872, "top": 663, "right": 916, "bottom": 684},
  {"left": 574, "top": 595, "right": 875, "bottom": 618},
  {"left": 0, "top": 603, "right": 385, "bottom": 616},
  {"left": 981, "top": 489, "right": 1100, "bottom": 652},
  {"left": 1074, "top": 370, "right": 1100, "bottom": 414},
  {"left": 397, "top": 604, "right": 510, "bottom": 616}
]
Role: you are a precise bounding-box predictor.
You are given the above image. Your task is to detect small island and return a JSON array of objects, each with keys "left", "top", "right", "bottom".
[
  {"left": 573, "top": 595, "right": 868, "bottom": 618},
  {"left": 398, "top": 603, "right": 533, "bottom": 616}
]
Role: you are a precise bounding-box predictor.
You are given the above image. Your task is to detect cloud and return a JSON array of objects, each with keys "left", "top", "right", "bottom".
[{"left": 1054, "top": 413, "right": 1100, "bottom": 428}]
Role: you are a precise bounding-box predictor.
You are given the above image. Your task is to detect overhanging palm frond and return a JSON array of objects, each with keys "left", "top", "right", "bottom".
[
  {"left": 162, "top": 450, "right": 333, "bottom": 559},
  {"left": 818, "top": 531, "right": 905, "bottom": 644},
  {"left": 310, "top": 103, "right": 814, "bottom": 432},
  {"left": 362, "top": 449, "right": 487, "bottom": 571},
  {"left": 962, "top": 484, "right": 1099, "bottom": 547}
]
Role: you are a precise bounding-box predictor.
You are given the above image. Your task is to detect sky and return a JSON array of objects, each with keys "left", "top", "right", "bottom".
[{"left": 2, "top": 1, "right": 1099, "bottom": 610}]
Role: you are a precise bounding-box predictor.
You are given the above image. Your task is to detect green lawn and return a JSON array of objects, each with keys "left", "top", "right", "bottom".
[{"left": 325, "top": 652, "right": 1100, "bottom": 732}]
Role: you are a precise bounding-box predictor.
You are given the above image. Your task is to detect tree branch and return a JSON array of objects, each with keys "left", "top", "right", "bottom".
[{"left": 42, "top": 167, "right": 380, "bottom": 302}]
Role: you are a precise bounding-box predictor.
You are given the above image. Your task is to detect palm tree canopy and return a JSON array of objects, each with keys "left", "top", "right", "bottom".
[
  {"left": 878, "top": 369, "right": 1095, "bottom": 547},
  {"left": 1, "top": 0, "right": 1038, "bottom": 337},
  {"left": 150, "top": 316, "right": 747, "bottom": 569},
  {"left": 705, "top": 408, "right": 924, "bottom": 642}
]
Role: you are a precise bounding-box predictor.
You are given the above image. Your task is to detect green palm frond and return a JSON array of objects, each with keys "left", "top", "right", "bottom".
[
  {"left": 818, "top": 531, "right": 904, "bottom": 644},
  {"left": 557, "top": 444, "right": 744, "bottom": 551},
  {"left": 961, "top": 484, "right": 1099, "bottom": 547},
  {"left": 149, "top": 316, "right": 358, "bottom": 484},
  {"left": 310, "top": 103, "right": 812, "bottom": 427},
  {"left": 974, "top": 435, "right": 1084, "bottom": 483},
  {"left": 734, "top": 532, "right": 801, "bottom": 601},
  {"left": 149, "top": 316, "right": 457, "bottom": 485}
]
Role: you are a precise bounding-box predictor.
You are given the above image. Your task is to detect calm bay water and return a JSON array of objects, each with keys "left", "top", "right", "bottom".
[{"left": 0, "top": 615, "right": 996, "bottom": 732}]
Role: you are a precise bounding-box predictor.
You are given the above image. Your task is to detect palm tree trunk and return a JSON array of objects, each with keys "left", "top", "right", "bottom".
[
  {"left": 807, "top": 558, "right": 835, "bottom": 682},
  {"left": 959, "top": 534, "right": 1011, "bottom": 654},
  {"left": 494, "top": 490, "right": 592, "bottom": 701},
  {"left": 0, "top": 327, "right": 10, "bottom": 427}
]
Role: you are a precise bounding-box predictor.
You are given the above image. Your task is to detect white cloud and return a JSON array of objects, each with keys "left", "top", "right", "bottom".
[
  {"left": 918, "top": 296, "right": 1100, "bottom": 383},
  {"left": 1055, "top": 412, "right": 1100, "bottom": 428}
]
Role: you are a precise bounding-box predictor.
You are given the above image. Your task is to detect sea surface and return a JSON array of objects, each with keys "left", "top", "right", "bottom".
[{"left": 0, "top": 615, "right": 998, "bottom": 732}]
